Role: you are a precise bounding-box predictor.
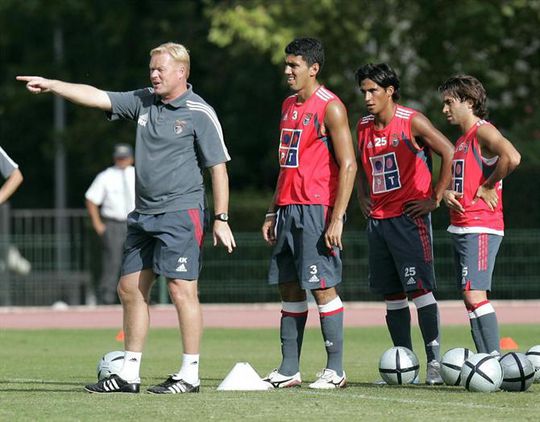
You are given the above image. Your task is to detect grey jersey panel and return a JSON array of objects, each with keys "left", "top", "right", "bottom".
[
  {"left": 106, "top": 85, "right": 230, "bottom": 214},
  {"left": 0, "top": 147, "right": 18, "bottom": 179}
]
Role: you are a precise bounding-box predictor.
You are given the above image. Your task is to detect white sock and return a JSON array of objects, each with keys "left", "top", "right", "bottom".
[
  {"left": 118, "top": 351, "right": 142, "bottom": 383},
  {"left": 174, "top": 353, "right": 200, "bottom": 385}
]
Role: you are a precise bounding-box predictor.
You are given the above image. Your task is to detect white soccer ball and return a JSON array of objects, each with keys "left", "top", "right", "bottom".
[
  {"left": 96, "top": 351, "right": 124, "bottom": 381},
  {"left": 440, "top": 347, "right": 474, "bottom": 386},
  {"left": 460, "top": 353, "right": 503, "bottom": 392},
  {"left": 525, "top": 345, "right": 540, "bottom": 383},
  {"left": 378, "top": 346, "right": 419, "bottom": 385},
  {"left": 499, "top": 352, "right": 535, "bottom": 392}
]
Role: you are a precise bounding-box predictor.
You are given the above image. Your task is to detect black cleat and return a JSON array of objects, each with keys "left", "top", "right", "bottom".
[
  {"left": 84, "top": 374, "right": 140, "bottom": 394},
  {"left": 147, "top": 376, "right": 200, "bottom": 394}
]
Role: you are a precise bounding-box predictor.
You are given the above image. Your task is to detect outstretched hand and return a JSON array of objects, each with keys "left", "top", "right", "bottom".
[{"left": 16, "top": 76, "right": 53, "bottom": 94}]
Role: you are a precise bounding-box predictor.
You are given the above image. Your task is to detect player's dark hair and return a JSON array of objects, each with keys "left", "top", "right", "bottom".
[
  {"left": 355, "top": 63, "right": 400, "bottom": 101},
  {"left": 438, "top": 75, "right": 488, "bottom": 119},
  {"left": 285, "top": 37, "right": 325, "bottom": 73}
]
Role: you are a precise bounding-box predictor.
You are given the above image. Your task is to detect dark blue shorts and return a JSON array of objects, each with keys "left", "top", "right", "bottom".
[
  {"left": 367, "top": 214, "right": 436, "bottom": 295},
  {"left": 121, "top": 208, "right": 206, "bottom": 280},
  {"left": 268, "top": 204, "right": 342, "bottom": 290},
  {"left": 452, "top": 233, "right": 502, "bottom": 291}
]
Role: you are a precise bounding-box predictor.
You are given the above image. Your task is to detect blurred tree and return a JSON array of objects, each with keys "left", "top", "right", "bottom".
[
  {"left": 207, "top": 0, "right": 540, "bottom": 159},
  {"left": 0, "top": 0, "right": 538, "bottom": 231}
]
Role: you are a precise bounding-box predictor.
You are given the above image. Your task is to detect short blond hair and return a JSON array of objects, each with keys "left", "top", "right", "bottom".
[{"left": 150, "top": 42, "right": 190, "bottom": 78}]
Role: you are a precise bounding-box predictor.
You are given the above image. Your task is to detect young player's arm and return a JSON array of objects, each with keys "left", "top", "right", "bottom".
[
  {"left": 474, "top": 124, "right": 521, "bottom": 210},
  {"left": 16, "top": 76, "right": 112, "bottom": 111},
  {"left": 209, "top": 163, "right": 236, "bottom": 253},
  {"left": 355, "top": 126, "right": 371, "bottom": 218},
  {"left": 0, "top": 168, "right": 23, "bottom": 204},
  {"left": 324, "top": 100, "right": 357, "bottom": 250},
  {"left": 404, "top": 113, "right": 454, "bottom": 218}
]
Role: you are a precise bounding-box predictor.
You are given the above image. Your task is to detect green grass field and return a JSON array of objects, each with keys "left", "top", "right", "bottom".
[{"left": 1, "top": 325, "right": 539, "bottom": 421}]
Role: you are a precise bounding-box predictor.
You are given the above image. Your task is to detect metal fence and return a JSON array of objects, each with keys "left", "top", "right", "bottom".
[{"left": 0, "top": 207, "right": 539, "bottom": 306}]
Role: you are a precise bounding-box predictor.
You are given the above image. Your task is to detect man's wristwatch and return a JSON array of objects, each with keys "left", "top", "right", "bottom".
[{"left": 215, "top": 213, "right": 229, "bottom": 222}]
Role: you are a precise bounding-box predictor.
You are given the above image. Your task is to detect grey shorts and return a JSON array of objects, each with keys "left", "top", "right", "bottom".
[
  {"left": 268, "top": 204, "right": 342, "bottom": 290},
  {"left": 367, "top": 214, "right": 436, "bottom": 295},
  {"left": 452, "top": 233, "right": 502, "bottom": 291},
  {"left": 121, "top": 208, "right": 206, "bottom": 280}
]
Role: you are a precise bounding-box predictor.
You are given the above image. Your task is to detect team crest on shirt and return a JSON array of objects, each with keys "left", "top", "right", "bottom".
[
  {"left": 457, "top": 142, "right": 469, "bottom": 153},
  {"left": 391, "top": 133, "right": 400, "bottom": 147},
  {"left": 138, "top": 113, "right": 148, "bottom": 127},
  {"left": 303, "top": 113, "right": 313, "bottom": 126},
  {"left": 174, "top": 120, "right": 187, "bottom": 135}
]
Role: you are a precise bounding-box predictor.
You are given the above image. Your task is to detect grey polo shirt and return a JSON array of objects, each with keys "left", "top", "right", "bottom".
[
  {"left": 0, "top": 146, "right": 18, "bottom": 179},
  {"left": 106, "top": 85, "right": 230, "bottom": 214}
]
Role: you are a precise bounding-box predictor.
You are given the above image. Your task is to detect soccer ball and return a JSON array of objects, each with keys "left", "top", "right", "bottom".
[
  {"left": 378, "top": 346, "right": 419, "bottom": 385},
  {"left": 460, "top": 353, "right": 503, "bottom": 392},
  {"left": 440, "top": 347, "right": 473, "bottom": 386},
  {"left": 96, "top": 351, "right": 124, "bottom": 381},
  {"left": 525, "top": 345, "right": 540, "bottom": 382},
  {"left": 499, "top": 352, "right": 535, "bottom": 392}
]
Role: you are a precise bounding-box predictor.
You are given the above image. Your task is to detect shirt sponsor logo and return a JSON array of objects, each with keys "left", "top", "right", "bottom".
[
  {"left": 370, "top": 152, "right": 401, "bottom": 194},
  {"left": 138, "top": 113, "right": 148, "bottom": 127},
  {"left": 279, "top": 129, "right": 302, "bottom": 168}
]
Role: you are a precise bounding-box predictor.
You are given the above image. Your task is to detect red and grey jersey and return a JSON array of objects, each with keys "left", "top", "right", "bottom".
[
  {"left": 275, "top": 86, "right": 341, "bottom": 206},
  {"left": 449, "top": 120, "right": 504, "bottom": 235},
  {"left": 357, "top": 105, "right": 433, "bottom": 219}
]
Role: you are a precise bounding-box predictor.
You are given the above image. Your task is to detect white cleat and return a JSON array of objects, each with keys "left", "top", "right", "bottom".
[
  {"left": 262, "top": 369, "right": 302, "bottom": 388},
  {"left": 308, "top": 369, "right": 346, "bottom": 389},
  {"left": 425, "top": 360, "right": 444, "bottom": 385}
]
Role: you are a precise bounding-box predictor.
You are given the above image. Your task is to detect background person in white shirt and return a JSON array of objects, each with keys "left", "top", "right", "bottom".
[{"left": 85, "top": 143, "right": 135, "bottom": 304}]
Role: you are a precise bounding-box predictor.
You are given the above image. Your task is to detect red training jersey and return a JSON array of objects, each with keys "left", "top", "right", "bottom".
[
  {"left": 275, "top": 86, "right": 341, "bottom": 206},
  {"left": 449, "top": 119, "right": 504, "bottom": 233},
  {"left": 357, "top": 105, "right": 433, "bottom": 219}
]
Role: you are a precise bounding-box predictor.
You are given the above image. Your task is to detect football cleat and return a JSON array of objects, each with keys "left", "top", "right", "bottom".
[
  {"left": 308, "top": 368, "right": 346, "bottom": 389},
  {"left": 262, "top": 369, "right": 302, "bottom": 388},
  {"left": 84, "top": 374, "right": 140, "bottom": 394},
  {"left": 425, "top": 360, "right": 444, "bottom": 385},
  {"left": 147, "top": 376, "right": 200, "bottom": 394}
]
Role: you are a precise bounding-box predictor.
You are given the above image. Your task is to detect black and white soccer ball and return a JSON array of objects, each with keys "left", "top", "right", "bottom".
[
  {"left": 460, "top": 353, "right": 503, "bottom": 392},
  {"left": 525, "top": 345, "right": 540, "bottom": 383},
  {"left": 440, "top": 347, "right": 473, "bottom": 386},
  {"left": 499, "top": 352, "right": 535, "bottom": 392},
  {"left": 378, "top": 346, "right": 419, "bottom": 385},
  {"left": 96, "top": 351, "right": 124, "bottom": 381}
]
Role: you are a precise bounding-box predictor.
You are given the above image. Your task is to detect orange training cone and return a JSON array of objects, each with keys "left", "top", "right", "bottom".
[
  {"left": 115, "top": 330, "right": 125, "bottom": 342},
  {"left": 500, "top": 337, "right": 518, "bottom": 350}
]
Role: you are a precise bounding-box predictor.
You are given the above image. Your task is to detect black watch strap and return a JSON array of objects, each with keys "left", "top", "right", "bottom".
[{"left": 215, "top": 213, "right": 229, "bottom": 222}]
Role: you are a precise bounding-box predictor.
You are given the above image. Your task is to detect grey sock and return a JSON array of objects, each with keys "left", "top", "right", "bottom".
[
  {"left": 278, "top": 313, "right": 307, "bottom": 376},
  {"left": 477, "top": 312, "right": 500, "bottom": 354},
  {"left": 469, "top": 317, "right": 487, "bottom": 353},
  {"left": 320, "top": 311, "right": 344, "bottom": 376}
]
